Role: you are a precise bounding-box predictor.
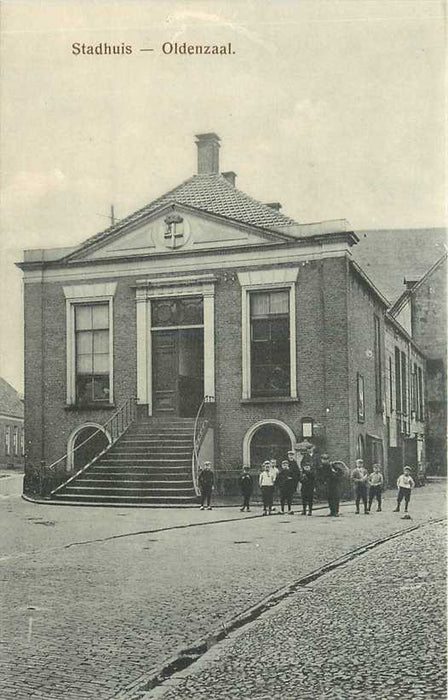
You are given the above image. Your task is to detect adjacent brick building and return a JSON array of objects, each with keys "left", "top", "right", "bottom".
[
  {"left": 390, "top": 253, "right": 447, "bottom": 474},
  {"left": 17, "top": 134, "right": 432, "bottom": 503},
  {"left": 0, "top": 377, "right": 24, "bottom": 470}
]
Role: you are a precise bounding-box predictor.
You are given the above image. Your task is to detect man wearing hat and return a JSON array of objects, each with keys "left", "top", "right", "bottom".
[
  {"left": 321, "top": 453, "right": 346, "bottom": 517},
  {"left": 394, "top": 466, "right": 415, "bottom": 513},
  {"left": 286, "top": 449, "right": 301, "bottom": 495},
  {"left": 351, "top": 458, "right": 369, "bottom": 514}
]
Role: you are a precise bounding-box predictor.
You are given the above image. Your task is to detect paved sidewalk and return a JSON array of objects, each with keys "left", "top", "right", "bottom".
[
  {"left": 0, "top": 482, "right": 445, "bottom": 700},
  {"left": 155, "top": 520, "right": 446, "bottom": 699}
]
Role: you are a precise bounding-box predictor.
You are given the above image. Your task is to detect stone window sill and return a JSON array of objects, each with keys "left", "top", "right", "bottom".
[
  {"left": 64, "top": 403, "right": 116, "bottom": 412},
  {"left": 241, "top": 397, "right": 299, "bottom": 405}
]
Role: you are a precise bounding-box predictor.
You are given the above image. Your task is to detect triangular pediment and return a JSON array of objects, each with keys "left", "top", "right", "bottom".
[{"left": 68, "top": 203, "right": 289, "bottom": 262}]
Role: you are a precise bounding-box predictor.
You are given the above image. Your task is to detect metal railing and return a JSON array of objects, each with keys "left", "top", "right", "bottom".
[
  {"left": 192, "top": 395, "right": 215, "bottom": 495},
  {"left": 48, "top": 397, "right": 138, "bottom": 497}
]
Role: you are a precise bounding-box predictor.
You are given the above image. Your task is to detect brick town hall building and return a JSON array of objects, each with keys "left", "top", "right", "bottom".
[{"left": 18, "top": 133, "right": 428, "bottom": 504}]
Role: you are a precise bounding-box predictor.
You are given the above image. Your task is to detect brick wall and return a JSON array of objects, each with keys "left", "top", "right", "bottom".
[
  {"left": 24, "top": 253, "right": 398, "bottom": 494},
  {"left": 411, "top": 258, "right": 447, "bottom": 472},
  {"left": 214, "top": 257, "right": 351, "bottom": 471},
  {"left": 347, "top": 264, "right": 387, "bottom": 478},
  {"left": 24, "top": 275, "right": 138, "bottom": 482}
]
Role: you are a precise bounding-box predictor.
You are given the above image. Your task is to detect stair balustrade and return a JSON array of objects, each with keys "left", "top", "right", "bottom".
[
  {"left": 192, "top": 395, "right": 215, "bottom": 495},
  {"left": 49, "top": 397, "right": 138, "bottom": 497}
]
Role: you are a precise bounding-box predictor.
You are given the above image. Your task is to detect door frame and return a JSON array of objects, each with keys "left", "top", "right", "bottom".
[
  {"left": 135, "top": 274, "right": 216, "bottom": 416},
  {"left": 151, "top": 326, "right": 205, "bottom": 416}
]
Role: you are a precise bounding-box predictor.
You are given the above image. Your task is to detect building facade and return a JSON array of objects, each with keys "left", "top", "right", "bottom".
[
  {"left": 18, "top": 134, "right": 430, "bottom": 502},
  {"left": 0, "top": 377, "right": 24, "bottom": 470},
  {"left": 390, "top": 253, "right": 447, "bottom": 474}
]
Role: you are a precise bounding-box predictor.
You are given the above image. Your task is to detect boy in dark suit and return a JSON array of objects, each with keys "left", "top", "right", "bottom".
[{"left": 239, "top": 465, "right": 253, "bottom": 512}]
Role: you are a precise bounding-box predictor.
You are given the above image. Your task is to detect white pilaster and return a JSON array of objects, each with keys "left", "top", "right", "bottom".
[
  {"left": 136, "top": 289, "right": 149, "bottom": 409},
  {"left": 203, "top": 292, "right": 215, "bottom": 397}
]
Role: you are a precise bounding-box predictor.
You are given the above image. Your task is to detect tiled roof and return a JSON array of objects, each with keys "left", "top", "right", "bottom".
[
  {"left": 0, "top": 378, "right": 24, "bottom": 418},
  {"left": 67, "top": 174, "right": 299, "bottom": 259}
]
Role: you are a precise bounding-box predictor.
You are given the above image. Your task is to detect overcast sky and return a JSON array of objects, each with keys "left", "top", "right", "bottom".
[{"left": 0, "top": 0, "right": 445, "bottom": 391}]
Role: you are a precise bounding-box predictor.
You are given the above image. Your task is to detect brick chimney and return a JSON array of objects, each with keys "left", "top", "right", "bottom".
[
  {"left": 265, "top": 202, "right": 282, "bottom": 211},
  {"left": 222, "top": 171, "right": 236, "bottom": 186},
  {"left": 195, "top": 133, "right": 220, "bottom": 174}
]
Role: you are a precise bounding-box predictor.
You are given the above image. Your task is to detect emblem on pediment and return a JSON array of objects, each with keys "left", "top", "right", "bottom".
[{"left": 162, "top": 212, "right": 191, "bottom": 249}]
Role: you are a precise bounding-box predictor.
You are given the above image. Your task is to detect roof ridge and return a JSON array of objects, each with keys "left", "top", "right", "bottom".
[
  {"left": 62, "top": 172, "right": 300, "bottom": 261},
  {"left": 389, "top": 250, "right": 448, "bottom": 315}
]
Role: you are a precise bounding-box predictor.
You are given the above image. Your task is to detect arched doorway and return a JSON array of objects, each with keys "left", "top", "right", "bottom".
[
  {"left": 68, "top": 424, "right": 111, "bottom": 472},
  {"left": 244, "top": 420, "right": 295, "bottom": 469}
]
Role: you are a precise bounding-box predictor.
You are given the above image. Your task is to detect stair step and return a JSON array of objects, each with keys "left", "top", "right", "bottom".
[
  {"left": 54, "top": 412, "right": 203, "bottom": 505},
  {"left": 109, "top": 445, "right": 191, "bottom": 456},
  {"left": 77, "top": 479, "right": 193, "bottom": 487},
  {"left": 87, "top": 468, "right": 191, "bottom": 475},
  {"left": 97, "top": 457, "right": 191, "bottom": 463},
  {"left": 63, "top": 487, "right": 196, "bottom": 497},
  {"left": 52, "top": 494, "right": 198, "bottom": 504}
]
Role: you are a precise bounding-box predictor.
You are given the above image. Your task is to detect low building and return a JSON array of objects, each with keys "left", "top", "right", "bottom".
[
  {"left": 17, "top": 133, "right": 431, "bottom": 503},
  {"left": 0, "top": 377, "right": 24, "bottom": 470}
]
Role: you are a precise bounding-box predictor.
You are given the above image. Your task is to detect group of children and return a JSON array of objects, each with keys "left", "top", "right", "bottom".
[
  {"left": 256, "top": 454, "right": 315, "bottom": 516},
  {"left": 198, "top": 454, "right": 416, "bottom": 516}
]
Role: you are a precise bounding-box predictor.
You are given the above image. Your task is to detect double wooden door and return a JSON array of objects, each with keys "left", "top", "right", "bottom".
[{"left": 152, "top": 329, "right": 204, "bottom": 417}]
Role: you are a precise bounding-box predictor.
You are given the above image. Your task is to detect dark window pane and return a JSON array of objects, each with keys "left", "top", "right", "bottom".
[
  {"left": 252, "top": 341, "right": 271, "bottom": 366},
  {"left": 250, "top": 291, "right": 290, "bottom": 398},
  {"left": 93, "top": 376, "right": 110, "bottom": 401},
  {"left": 152, "top": 297, "right": 203, "bottom": 327},
  {"left": 252, "top": 319, "right": 270, "bottom": 341},
  {"left": 270, "top": 317, "right": 289, "bottom": 340}
]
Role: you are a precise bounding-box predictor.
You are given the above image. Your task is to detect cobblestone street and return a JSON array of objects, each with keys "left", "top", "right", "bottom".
[
  {"left": 156, "top": 520, "right": 446, "bottom": 700},
  {"left": 0, "top": 477, "right": 445, "bottom": 699}
]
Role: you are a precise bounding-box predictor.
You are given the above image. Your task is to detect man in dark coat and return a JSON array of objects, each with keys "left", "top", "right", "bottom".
[
  {"left": 198, "top": 461, "right": 214, "bottom": 510},
  {"left": 239, "top": 465, "right": 253, "bottom": 512},
  {"left": 286, "top": 449, "right": 301, "bottom": 494},
  {"left": 300, "top": 463, "right": 316, "bottom": 516},
  {"left": 321, "top": 453, "right": 346, "bottom": 517},
  {"left": 277, "top": 460, "right": 295, "bottom": 514}
]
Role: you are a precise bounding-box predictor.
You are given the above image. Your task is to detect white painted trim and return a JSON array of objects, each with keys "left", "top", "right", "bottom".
[
  {"left": 242, "top": 419, "right": 296, "bottom": 466},
  {"left": 63, "top": 282, "right": 117, "bottom": 299},
  {"left": 238, "top": 267, "right": 299, "bottom": 400},
  {"left": 237, "top": 267, "right": 299, "bottom": 286},
  {"left": 289, "top": 285, "right": 297, "bottom": 399},
  {"left": 65, "top": 294, "right": 116, "bottom": 406},
  {"left": 241, "top": 287, "right": 251, "bottom": 399},
  {"left": 135, "top": 273, "right": 217, "bottom": 287},
  {"left": 66, "top": 423, "right": 112, "bottom": 472},
  {"left": 203, "top": 293, "right": 215, "bottom": 397},
  {"left": 0, "top": 414, "right": 24, "bottom": 422},
  {"left": 22, "top": 243, "right": 350, "bottom": 284},
  {"left": 135, "top": 278, "right": 215, "bottom": 416},
  {"left": 136, "top": 297, "right": 148, "bottom": 406},
  {"left": 147, "top": 302, "right": 153, "bottom": 415}
]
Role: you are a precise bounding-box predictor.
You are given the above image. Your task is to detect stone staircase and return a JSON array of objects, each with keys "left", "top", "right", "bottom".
[{"left": 51, "top": 418, "right": 199, "bottom": 505}]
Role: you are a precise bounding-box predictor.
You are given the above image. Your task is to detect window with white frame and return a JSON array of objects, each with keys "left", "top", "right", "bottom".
[
  {"left": 13, "top": 426, "right": 18, "bottom": 455},
  {"left": 20, "top": 428, "right": 25, "bottom": 456},
  {"left": 238, "top": 268, "right": 298, "bottom": 400},
  {"left": 250, "top": 290, "right": 290, "bottom": 397},
  {"left": 5, "top": 426, "right": 11, "bottom": 455},
  {"left": 75, "top": 303, "right": 110, "bottom": 404},
  {"left": 64, "top": 283, "right": 116, "bottom": 406}
]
